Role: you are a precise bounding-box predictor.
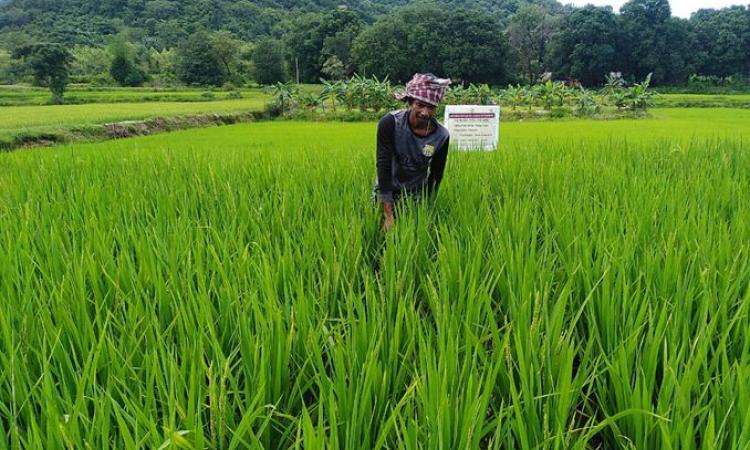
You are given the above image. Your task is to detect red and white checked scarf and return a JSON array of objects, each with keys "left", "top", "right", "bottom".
[{"left": 395, "top": 73, "right": 451, "bottom": 106}]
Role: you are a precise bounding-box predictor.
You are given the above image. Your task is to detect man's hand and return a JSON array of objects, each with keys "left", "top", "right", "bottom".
[{"left": 381, "top": 201, "right": 395, "bottom": 233}]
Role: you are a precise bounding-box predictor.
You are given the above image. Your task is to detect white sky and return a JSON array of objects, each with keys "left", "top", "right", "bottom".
[{"left": 563, "top": 1, "right": 748, "bottom": 18}]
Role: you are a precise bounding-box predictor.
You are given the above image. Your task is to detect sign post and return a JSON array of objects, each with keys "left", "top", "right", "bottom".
[{"left": 443, "top": 105, "right": 500, "bottom": 151}]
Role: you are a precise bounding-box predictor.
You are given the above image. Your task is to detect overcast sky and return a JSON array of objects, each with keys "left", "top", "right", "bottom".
[{"left": 563, "top": 1, "right": 747, "bottom": 18}]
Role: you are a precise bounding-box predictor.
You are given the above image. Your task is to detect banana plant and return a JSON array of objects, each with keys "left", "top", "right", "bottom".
[
  {"left": 298, "top": 91, "right": 322, "bottom": 111},
  {"left": 319, "top": 79, "right": 346, "bottom": 113},
  {"left": 623, "top": 73, "right": 654, "bottom": 110},
  {"left": 268, "top": 81, "right": 298, "bottom": 115},
  {"left": 572, "top": 86, "right": 600, "bottom": 115},
  {"left": 604, "top": 71, "right": 626, "bottom": 106},
  {"left": 465, "top": 83, "right": 495, "bottom": 105},
  {"left": 445, "top": 85, "right": 469, "bottom": 105},
  {"left": 368, "top": 75, "right": 394, "bottom": 112},
  {"left": 347, "top": 74, "right": 371, "bottom": 111},
  {"left": 502, "top": 84, "right": 526, "bottom": 111},
  {"left": 536, "top": 80, "right": 565, "bottom": 110}
]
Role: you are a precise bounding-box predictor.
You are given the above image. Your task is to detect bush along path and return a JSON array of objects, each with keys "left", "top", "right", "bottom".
[{"left": 274, "top": 73, "right": 656, "bottom": 122}]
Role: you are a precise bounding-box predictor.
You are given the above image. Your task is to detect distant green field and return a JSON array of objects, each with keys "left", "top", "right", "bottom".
[
  {"left": 654, "top": 93, "right": 750, "bottom": 108},
  {"left": 0, "top": 84, "right": 305, "bottom": 106},
  {"left": 0, "top": 85, "right": 260, "bottom": 105},
  {"left": 500, "top": 108, "right": 750, "bottom": 143},
  {"left": 0, "top": 97, "right": 268, "bottom": 143},
  {"left": 2, "top": 111, "right": 750, "bottom": 449}
]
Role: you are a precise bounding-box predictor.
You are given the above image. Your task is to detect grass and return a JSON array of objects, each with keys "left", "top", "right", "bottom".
[{"left": 1, "top": 111, "right": 749, "bottom": 448}]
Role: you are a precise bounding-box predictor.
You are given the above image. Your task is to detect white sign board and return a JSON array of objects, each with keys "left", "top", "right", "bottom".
[{"left": 443, "top": 105, "right": 500, "bottom": 151}]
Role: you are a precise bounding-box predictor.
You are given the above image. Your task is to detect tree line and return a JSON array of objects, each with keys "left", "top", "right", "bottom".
[{"left": 2, "top": 0, "right": 749, "bottom": 94}]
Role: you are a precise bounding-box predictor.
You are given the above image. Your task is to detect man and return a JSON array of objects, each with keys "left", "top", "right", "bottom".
[{"left": 374, "top": 73, "right": 451, "bottom": 232}]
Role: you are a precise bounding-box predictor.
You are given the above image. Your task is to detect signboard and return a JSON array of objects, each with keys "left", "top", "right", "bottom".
[{"left": 443, "top": 105, "right": 500, "bottom": 151}]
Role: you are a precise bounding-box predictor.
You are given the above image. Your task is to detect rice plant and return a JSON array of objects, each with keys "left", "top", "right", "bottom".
[{"left": 1, "top": 118, "right": 749, "bottom": 449}]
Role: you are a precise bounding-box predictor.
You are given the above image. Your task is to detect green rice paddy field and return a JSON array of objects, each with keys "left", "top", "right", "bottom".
[
  {"left": 1, "top": 108, "right": 750, "bottom": 449},
  {"left": 0, "top": 97, "right": 268, "bottom": 144},
  {"left": 653, "top": 93, "right": 750, "bottom": 108},
  {"left": 0, "top": 85, "right": 269, "bottom": 106}
]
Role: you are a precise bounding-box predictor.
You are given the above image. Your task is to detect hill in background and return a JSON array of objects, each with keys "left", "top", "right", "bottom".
[{"left": 0, "top": 0, "right": 563, "bottom": 48}]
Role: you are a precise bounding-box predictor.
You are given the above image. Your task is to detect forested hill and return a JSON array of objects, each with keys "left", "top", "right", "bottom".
[
  {"left": 2, "top": 0, "right": 748, "bottom": 87},
  {"left": 0, "top": 0, "right": 562, "bottom": 47}
]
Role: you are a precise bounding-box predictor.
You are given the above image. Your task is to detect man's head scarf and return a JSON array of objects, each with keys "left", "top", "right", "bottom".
[{"left": 395, "top": 73, "right": 451, "bottom": 106}]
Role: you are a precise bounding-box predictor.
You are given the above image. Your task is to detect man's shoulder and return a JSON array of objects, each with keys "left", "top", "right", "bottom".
[
  {"left": 433, "top": 119, "right": 450, "bottom": 139},
  {"left": 387, "top": 109, "right": 406, "bottom": 120},
  {"left": 378, "top": 109, "right": 405, "bottom": 128}
]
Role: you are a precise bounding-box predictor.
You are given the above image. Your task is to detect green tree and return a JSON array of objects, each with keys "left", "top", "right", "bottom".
[
  {"left": 691, "top": 6, "right": 750, "bottom": 78},
  {"left": 252, "top": 38, "right": 287, "bottom": 85},
  {"left": 176, "top": 30, "right": 227, "bottom": 86},
  {"left": 144, "top": 0, "right": 179, "bottom": 20},
  {"left": 0, "top": 50, "right": 11, "bottom": 84},
  {"left": 209, "top": 31, "right": 242, "bottom": 84},
  {"left": 351, "top": 19, "right": 410, "bottom": 82},
  {"left": 506, "top": 4, "right": 553, "bottom": 84},
  {"left": 70, "top": 46, "right": 111, "bottom": 80},
  {"left": 12, "top": 43, "right": 73, "bottom": 104},
  {"left": 547, "top": 5, "right": 621, "bottom": 85},
  {"left": 352, "top": 4, "right": 509, "bottom": 84},
  {"left": 284, "top": 7, "right": 363, "bottom": 83},
  {"left": 109, "top": 38, "right": 144, "bottom": 86},
  {"left": 619, "top": 0, "right": 692, "bottom": 84},
  {"left": 320, "top": 55, "right": 346, "bottom": 80},
  {"left": 0, "top": 49, "right": 27, "bottom": 84},
  {"left": 142, "top": 47, "right": 177, "bottom": 85},
  {"left": 321, "top": 30, "right": 359, "bottom": 77}
]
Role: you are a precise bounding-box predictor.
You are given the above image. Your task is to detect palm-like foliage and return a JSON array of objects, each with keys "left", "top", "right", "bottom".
[
  {"left": 347, "top": 74, "right": 370, "bottom": 111},
  {"left": 267, "top": 82, "right": 298, "bottom": 115},
  {"left": 536, "top": 80, "right": 566, "bottom": 110},
  {"left": 572, "top": 86, "right": 601, "bottom": 116},
  {"left": 273, "top": 73, "right": 654, "bottom": 118},
  {"left": 606, "top": 73, "right": 654, "bottom": 111},
  {"left": 623, "top": 73, "right": 655, "bottom": 110},
  {"left": 501, "top": 84, "right": 527, "bottom": 110},
  {"left": 319, "top": 79, "right": 346, "bottom": 113},
  {"left": 298, "top": 92, "right": 322, "bottom": 111},
  {"left": 367, "top": 76, "right": 396, "bottom": 112}
]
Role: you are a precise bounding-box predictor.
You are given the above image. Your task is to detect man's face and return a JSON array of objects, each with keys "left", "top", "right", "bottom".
[{"left": 409, "top": 99, "right": 437, "bottom": 126}]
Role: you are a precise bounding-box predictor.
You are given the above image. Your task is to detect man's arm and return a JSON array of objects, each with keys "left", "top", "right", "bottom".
[
  {"left": 427, "top": 137, "right": 449, "bottom": 195},
  {"left": 376, "top": 114, "right": 397, "bottom": 228}
]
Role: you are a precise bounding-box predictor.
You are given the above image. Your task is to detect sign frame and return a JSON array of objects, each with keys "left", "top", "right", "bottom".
[{"left": 443, "top": 105, "right": 500, "bottom": 151}]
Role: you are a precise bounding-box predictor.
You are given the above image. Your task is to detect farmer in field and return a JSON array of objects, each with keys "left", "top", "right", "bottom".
[{"left": 374, "top": 73, "right": 451, "bottom": 232}]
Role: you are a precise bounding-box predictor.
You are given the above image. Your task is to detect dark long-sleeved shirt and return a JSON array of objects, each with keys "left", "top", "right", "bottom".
[{"left": 375, "top": 110, "right": 450, "bottom": 203}]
